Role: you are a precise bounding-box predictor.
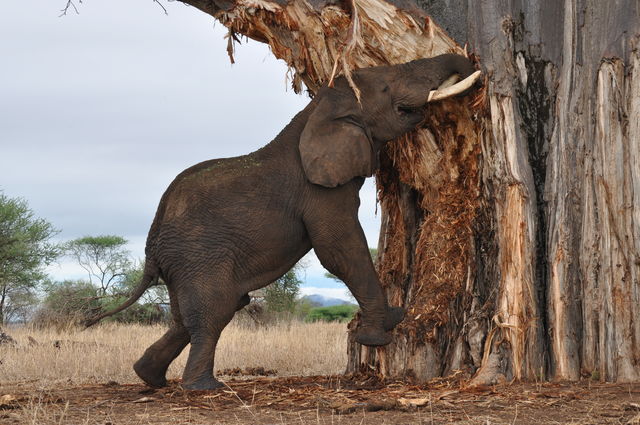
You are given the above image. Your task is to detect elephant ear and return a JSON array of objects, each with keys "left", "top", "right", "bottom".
[{"left": 299, "top": 91, "right": 374, "bottom": 188}]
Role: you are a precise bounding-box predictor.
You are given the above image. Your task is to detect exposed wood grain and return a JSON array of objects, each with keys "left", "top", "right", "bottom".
[{"left": 576, "top": 55, "right": 640, "bottom": 382}]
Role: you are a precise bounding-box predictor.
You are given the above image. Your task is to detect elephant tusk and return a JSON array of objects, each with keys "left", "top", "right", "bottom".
[
  {"left": 438, "top": 73, "right": 462, "bottom": 89},
  {"left": 427, "top": 70, "right": 482, "bottom": 102}
]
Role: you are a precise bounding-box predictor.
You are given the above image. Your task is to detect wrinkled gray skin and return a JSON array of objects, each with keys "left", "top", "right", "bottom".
[{"left": 90, "top": 54, "right": 476, "bottom": 390}]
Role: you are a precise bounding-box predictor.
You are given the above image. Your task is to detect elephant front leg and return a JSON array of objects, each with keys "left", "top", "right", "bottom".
[{"left": 305, "top": 212, "right": 404, "bottom": 346}]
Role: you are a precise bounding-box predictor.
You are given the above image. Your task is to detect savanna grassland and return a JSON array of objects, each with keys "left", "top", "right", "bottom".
[
  {"left": 1, "top": 320, "right": 347, "bottom": 386},
  {"left": 2, "top": 320, "right": 640, "bottom": 425}
]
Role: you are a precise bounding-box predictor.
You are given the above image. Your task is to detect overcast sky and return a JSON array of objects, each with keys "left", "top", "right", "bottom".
[{"left": 0, "top": 0, "right": 381, "bottom": 301}]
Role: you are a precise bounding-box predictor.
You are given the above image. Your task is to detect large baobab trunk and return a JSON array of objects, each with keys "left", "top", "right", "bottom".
[{"left": 178, "top": 0, "right": 640, "bottom": 383}]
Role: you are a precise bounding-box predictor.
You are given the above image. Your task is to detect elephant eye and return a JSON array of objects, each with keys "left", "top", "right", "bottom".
[
  {"left": 337, "top": 114, "right": 366, "bottom": 129},
  {"left": 340, "top": 114, "right": 359, "bottom": 123},
  {"left": 382, "top": 85, "right": 390, "bottom": 93}
]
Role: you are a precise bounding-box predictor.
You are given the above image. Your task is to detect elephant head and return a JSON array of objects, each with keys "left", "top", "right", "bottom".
[{"left": 299, "top": 53, "right": 479, "bottom": 187}]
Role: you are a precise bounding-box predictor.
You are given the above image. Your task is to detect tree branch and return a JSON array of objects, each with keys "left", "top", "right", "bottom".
[
  {"left": 175, "top": 0, "right": 220, "bottom": 16},
  {"left": 60, "top": 0, "right": 81, "bottom": 17},
  {"left": 153, "top": 0, "right": 168, "bottom": 15}
]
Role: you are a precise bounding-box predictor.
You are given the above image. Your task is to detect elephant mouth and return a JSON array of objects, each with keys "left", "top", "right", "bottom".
[{"left": 396, "top": 104, "right": 426, "bottom": 120}]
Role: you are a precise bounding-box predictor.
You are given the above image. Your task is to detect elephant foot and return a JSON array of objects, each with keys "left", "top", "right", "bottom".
[
  {"left": 181, "top": 376, "right": 224, "bottom": 391},
  {"left": 354, "top": 326, "right": 392, "bottom": 347},
  {"left": 383, "top": 306, "right": 405, "bottom": 331},
  {"left": 133, "top": 358, "right": 167, "bottom": 388}
]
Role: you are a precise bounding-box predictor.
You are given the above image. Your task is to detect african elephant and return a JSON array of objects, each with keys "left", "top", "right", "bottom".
[{"left": 89, "top": 54, "right": 478, "bottom": 390}]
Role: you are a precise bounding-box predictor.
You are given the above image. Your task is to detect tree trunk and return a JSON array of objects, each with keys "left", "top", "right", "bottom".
[
  {"left": 0, "top": 283, "right": 7, "bottom": 326},
  {"left": 178, "top": 0, "right": 640, "bottom": 383}
]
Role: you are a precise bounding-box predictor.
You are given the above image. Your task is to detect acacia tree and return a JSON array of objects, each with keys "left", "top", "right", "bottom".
[
  {"left": 264, "top": 268, "right": 302, "bottom": 313},
  {"left": 75, "top": 0, "right": 638, "bottom": 383},
  {"left": 0, "top": 192, "right": 58, "bottom": 324},
  {"left": 65, "top": 235, "right": 132, "bottom": 296}
]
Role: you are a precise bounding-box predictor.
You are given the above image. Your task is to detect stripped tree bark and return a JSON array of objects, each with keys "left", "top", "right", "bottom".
[{"left": 174, "top": 0, "right": 640, "bottom": 383}]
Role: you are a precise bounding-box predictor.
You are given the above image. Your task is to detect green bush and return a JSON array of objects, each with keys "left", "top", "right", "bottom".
[{"left": 305, "top": 304, "right": 358, "bottom": 323}]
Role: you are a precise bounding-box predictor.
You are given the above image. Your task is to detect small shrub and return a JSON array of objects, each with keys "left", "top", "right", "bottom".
[{"left": 33, "top": 280, "right": 101, "bottom": 329}]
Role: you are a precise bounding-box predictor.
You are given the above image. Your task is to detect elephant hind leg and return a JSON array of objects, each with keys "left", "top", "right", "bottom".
[
  {"left": 134, "top": 324, "right": 190, "bottom": 387},
  {"left": 134, "top": 283, "right": 190, "bottom": 388}
]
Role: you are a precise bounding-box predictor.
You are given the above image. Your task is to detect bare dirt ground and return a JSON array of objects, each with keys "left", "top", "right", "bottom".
[{"left": 2, "top": 374, "right": 640, "bottom": 424}]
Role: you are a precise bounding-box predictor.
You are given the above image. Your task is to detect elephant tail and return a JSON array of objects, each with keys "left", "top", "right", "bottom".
[{"left": 83, "top": 259, "right": 160, "bottom": 328}]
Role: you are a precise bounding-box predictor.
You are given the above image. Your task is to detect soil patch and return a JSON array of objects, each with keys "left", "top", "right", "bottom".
[{"left": 2, "top": 376, "right": 639, "bottom": 424}]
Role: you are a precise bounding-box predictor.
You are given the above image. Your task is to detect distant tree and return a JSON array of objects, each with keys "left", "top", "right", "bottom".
[
  {"left": 264, "top": 267, "right": 301, "bottom": 313},
  {"left": 368, "top": 248, "right": 378, "bottom": 264},
  {"left": 3, "top": 286, "right": 38, "bottom": 323},
  {"left": 292, "top": 297, "right": 316, "bottom": 319},
  {"left": 64, "top": 235, "right": 132, "bottom": 296},
  {"left": 0, "top": 192, "right": 58, "bottom": 324},
  {"left": 100, "top": 297, "right": 168, "bottom": 324}
]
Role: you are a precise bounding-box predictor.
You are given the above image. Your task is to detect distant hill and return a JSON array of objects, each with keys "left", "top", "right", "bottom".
[{"left": 301, "top": 294, "right": 354, "bottom": 307}]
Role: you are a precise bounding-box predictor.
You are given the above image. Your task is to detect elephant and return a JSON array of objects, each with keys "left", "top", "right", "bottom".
[{"left": 88, "top": 53, "right": 479, "bottom": 390}]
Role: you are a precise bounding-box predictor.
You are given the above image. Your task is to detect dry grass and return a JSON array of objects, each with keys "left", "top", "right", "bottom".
[{"left": 0, "top": 319, "right": 347, "bottom": 388}]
